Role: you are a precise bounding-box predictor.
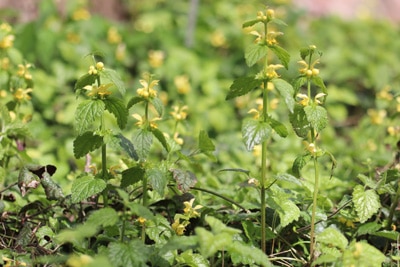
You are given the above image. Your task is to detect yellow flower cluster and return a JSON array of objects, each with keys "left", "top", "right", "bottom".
[
  {"left": 0, "top": 23, "right": 15, "bottom": 49},
  {"left": 17, "top": 63, "right": 33, "bottom": 80},
  {"left": 132, "top": 114, "right": 161, "bottom": 129},
  {"left": 148, "top": 50, "right": 165, "bottom": 68},
  {"left": 83, "top": 83, "right": 112, "bottom": 98},
  {"left": 136, "top": 78, "right": 158, "bottom": 99},
  {"left": 107, "top": 27, "right": 122, "bottom": 44},
  {"left": 88, "top": 61, "right": 104, "bottom": 75},
  {"left": 174, "top": 75, "right": 191, "bottom": 94},
  {"left": 13, "top": 88, "right": 33, "bottom": 101},
  {"left": 296, "top": 93, "right": 326, "bottom": 106},
  {"left": 266, "top": 31, "right": 283, "bottom": 46},
  {"left": 256, "top": 8, "right": 275, "bottom": 22},
  {"left": 72, "top": 8, "right": 91, "bottom": 21},
  {"left": 265, "top": 64, "right": 283, "bottom": 79},
  {"left": 171, "top": 198, "right": 202, "bottom": 235}
]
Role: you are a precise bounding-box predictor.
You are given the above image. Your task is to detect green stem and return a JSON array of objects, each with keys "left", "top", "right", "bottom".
[
  {"left": 387, "top": 181, "right": 400, "bottom": 230},
  {"left": 141, "top": 175, "right": 148, "bottom": 243},
  {"left": 309, "top": 156, "right": 319, "bottom": 263}
]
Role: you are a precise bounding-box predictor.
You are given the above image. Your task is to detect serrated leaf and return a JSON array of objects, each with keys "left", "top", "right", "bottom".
[
  {"left": 293, "top": 76, "right": 308, "bottom": 93},
  {"left": 71, "top": 175, "right": 107, "bottom": 203},
  {"left": 352, "top": 185, "right": 381, "bottom": 223},
  {"left": 317, "top": 228, "right": 348, "bottom": 250},
  {"left": 127, "top": 96, "right": 145, "bottom": 109},
  {"left": 121, "top": 166, "right": 145, "bottom": 187},
  {"left": 151, "top": 127, "right": 169, "bottom": 152},
  {"left": 356, "top": 222, "right": 381, "bottom": 236},
  {"left": 269, "top": 45, "right": 290, "bottom": 69},
  {"left": 242, "top": 119, "right": 271, "bottom": 151},
  {"left": 132, "top": 128, "right": 153, "bottom": 160},
  {"left": 147, "top": 167, "right": 167, "bottom": 197},
  {"left": 289, "top": 104, "right": 310, "bottom": 138},
  {"left": 171, "top": 169, "right": 197, "bottom": 193},
  {"left": 228, "top": 242, "right": 272, "bottom": 267},
  {"left": 272, "top": 78, "right": 295, "bottom": 113},
  {"left": 176, "top": 249, "right": 208, "bottom": 267},
  {"left": 150, "top": 97, "right": 164, "bottom": 116},
  {"left": 199, "top": 130, "right": 215, "bottom": 152},
  {"left": 242, "top": 19, "right": 260, "bottom": 28},
  {"left": 312, "top": 75, "right": 327, "bottom": 95},
  {"left": 342, "top": 241, "right": 386, "bottom": 267},
  {"left": 226, "top": 76, "right": 262, "bottom": 100},
  {"left": 118, "top": 133, "right": 138, "bottom": 160},
  {"left": 75, "top": 99, "right": 105, "bottom": 134},
  {"left": 41, "top": 171, "right": 64, "bottom": 201},
  {"left": 268, "top": 117, "right": 288, "bottom": 137},
  {"left": 86, "top": 207, "right": 119, "bottom": 228},
  {"left": 100, "top": 68, "right": 126, "bottom": 95},
  {"left": 73, "top": 131, "right": 103, "bottom": 158},
  {"left": 108, "top": 240, "right": 150, "bottom": 267},
  {"left": 292, "top": 153, "right": 312, "bottom": 177},
  {"left": 0, "top": 104, "right": 11, "bottom": 124},
  {"left": 245, "top": 44, "right": 268, "bottom": 67},
  {"left": 196, "top": 228, "right": 232, "bottom": 258},
  {"left": 103, "top": 97, "right": 128, "bottom": 129},
  {"left": 160, "top": 236, "right": 198, "bottom": 255},
  {"left": 267, "top": 186, "right": 300, "bottom": 227},
  {"left": 304, "top": 104, "right": 328, "bottom": 132},
  {"left": 74, "top": 73, "right": 97, "bottom": 91}
]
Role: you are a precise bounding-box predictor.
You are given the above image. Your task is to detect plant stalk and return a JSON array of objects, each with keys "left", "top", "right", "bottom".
[{"left": 309, "top": 156, "right": 319, "bottom": 263}]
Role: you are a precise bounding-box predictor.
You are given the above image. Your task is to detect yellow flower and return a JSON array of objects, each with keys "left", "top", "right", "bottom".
[
  {"left": 270, "top": 98, "right": 279, "bottom": 110},
  {"left": 248, "top": 108, "right": 260, "bottom": 119},
  {"left": 266, "top": 31, "right": 283, "bottom": 46},
  {"left": 172, "top": 218, "right": 186, "bottom": 235},
  {"left": 88, "top": 62, "right": 104, "bottom": 75},
  {"left": 303, "top": 141, "right": 318, "bottom": 156},
  {"left": 137, "top": 217, "right": 147, "bottom": 225},
  {"left": 137, "top": 78, "right": 158, "bottom": 99},
  {"left": 377, "top": 86, "right": 393, "bottom": 101},
  {"left": 107, "top": 27, "right": 122, "bottom": 44},
  {"left": 210, "top": 30, "right": 227, "bottom": 47},
  {"left": 367, "top": 109, "right": 386, "bottom": 125},
  {"left": 170, "top": 105, "right": 188, "bottom": 121},
  {"left": 0, "top": 23, "right": 14, "bottom": 49},
  {"left": 72, "top": 8, "right": 91, "bottom": 21},
  {"left": 174, "top": 75, "right": 191, "bottom": 94},
  {"left": 173, "top": 132, "right": 184, "bottom": 145},
  {"left": 396, "top": 96, "right": 400, "bottom": 112},
  {"left": 298, "top": 59, "right": 320, "bottom": 77},
  {"left": 297, "top": 93, "right": 309, "bottom": 106},
  {"left": 148, "top": 50, "right": 165, "bottom": 68},
  {"left": 314, "top": 93, "right": 326, "bottom": 104},
  {"left": 13, "top": 88, "right": 33, "bottom": 101},
  {"left": 249, "top": 30, "right": 263, "bottom": 44},
  {"left": 17, "top": 63, "right": 33, "bottom": 80},
  {"left": 183, "top": 198, "right": 202, "bottom": 218},
  {"left": 132, "top": 114, "right": 161, "bottom": 129},
  {"left": 83, "top": 83, "right": 113, "bottom": 98},
  {"left": 115, "top": 43, "right": 126, "bottom": 62},
  {"left": 265, "top": 64, "right": 283, "bottom": 79},
  {"left": 1, "top": 57, "right": 10, "bottom": 70},
  {"left": 256, "top": 11, "right": 267, "bottom": 21}
]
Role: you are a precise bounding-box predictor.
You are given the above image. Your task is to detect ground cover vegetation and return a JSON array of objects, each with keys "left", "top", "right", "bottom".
[{"left": 0, "top": 0, "right": 400, "bottom": 266}]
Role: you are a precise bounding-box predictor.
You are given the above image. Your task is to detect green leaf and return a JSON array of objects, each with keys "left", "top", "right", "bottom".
[
  {"left": 292, "top": 153, "right": 312, "bottom": 177},
  {"left": 147, "top": 167, "right": 167, "bottom": 197},
  {"left": 159, "top": 235, "right": 198, "bottom": 255},
  {"left": 100, "top": 68, "right": 126, "bottom": 95},
  {"left": 372, "top": 230, "right": 400, "bottom": 241},
  {"left": 199, "top": 130, "right": 215, "bottom": 152},
  {"left": 127, "top": 96, "right": 145, "bottom": 109},
  {"left": 196, "top": 228, "right": 232, "bottom": 258},
  {"left": 272, "top": 78, "right": 295, "bottom": 113},
  {"left": 18, "top": 166, "right": 40, "bottom": 197},
  {"left": 74, "top": 73, "right": 97, "bottom": 91},
  {"left": 293, "top": 76, "right": 308, "bottom": 93},
  {"left": 289, "top": 104, "right": 310, "bottom": 138},
  {"left": 269, "top": 45, "right": 290, "bottom": 69},
  {"left": 268, "top": 117, "right": 288, "bottom": 138},
  {"left": 108, "top": 240, "right": 150, "bottom": 267},
  {"left": 317, "top": 227, "right": 348, "bottom": 250},
  {"left": 270, "top": 18, "right": 287, "bottom": 26},
  {"left": 312, "top": 75, "right": 327, "bottom": 95},
  {"left": 126, "top": 202, "right": 155, "bottom": 221},
  {"left": 242, "top": 19, "right": 260, "bottom": 28},
  {"left": 73, "top": 131, "right": 103, "bottom": 158},
  {"left": 304, "top": 104, "right": 328, "bottom": 133},
  {"left": 356, "top": 222, "right": 381, "bottom": 236},
  {"left": 86, "top": 207, "right": 119, "bottom": 228},
  {"left": 103, "top": 97, "right": 128, "bottom": 130},
  {"left": 151, "top": 127, "right": 169, "bottom": 152},
  {"left": 228, "top": 242, "right": 272, "bottom": 267},
  {"left": 75, "top": 99, "right": 105, "bottom": 134},
  {"left": 171, "top": 168, "right": 197, "bottom": 193},
  {"left": 245, "top": 43, "right": 268, "bottom": 67},
  {"left": 342, "top": 241, "right": 386, "bottom": 267},
  {"left": 57, "top": 224, "right": 97, "bottom": 244},
  {"left": 121, "top": 166, "right": 145, "bottom": 187},
  {"left": 176, "top": 250, "right": 208, "bottom": 267},
  {"left": 226, "top": 76, "right": 262, "bottom": 100},
  {"left": 132, "top": 128, "right": 153, "bottom": 160},
  {"left": 0, "top": 104, "right": 11, "bottom": 124},
  {"left": 352, "top": 185, "right": 381, "bottom": 223},
  {"left": 242, "top": 119, "right": 271, "bottom": 151},
  {"left": 118, "top": 133, "right": 138, "bottom": 160},
  {"left": 41, "top": 171, "right": 64, "bottom": 201},
  {"left": 150, "top": 97, "right": 164, "bottom": 116},
  {"left": 300, "top": 47, "right": 311, "bottom": 60},
  {"left": 267, "top": 185, "right": 300, "bottom": 227},
  {"left": 71, "top": 175, "right": 107, "bottom": 203}
]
